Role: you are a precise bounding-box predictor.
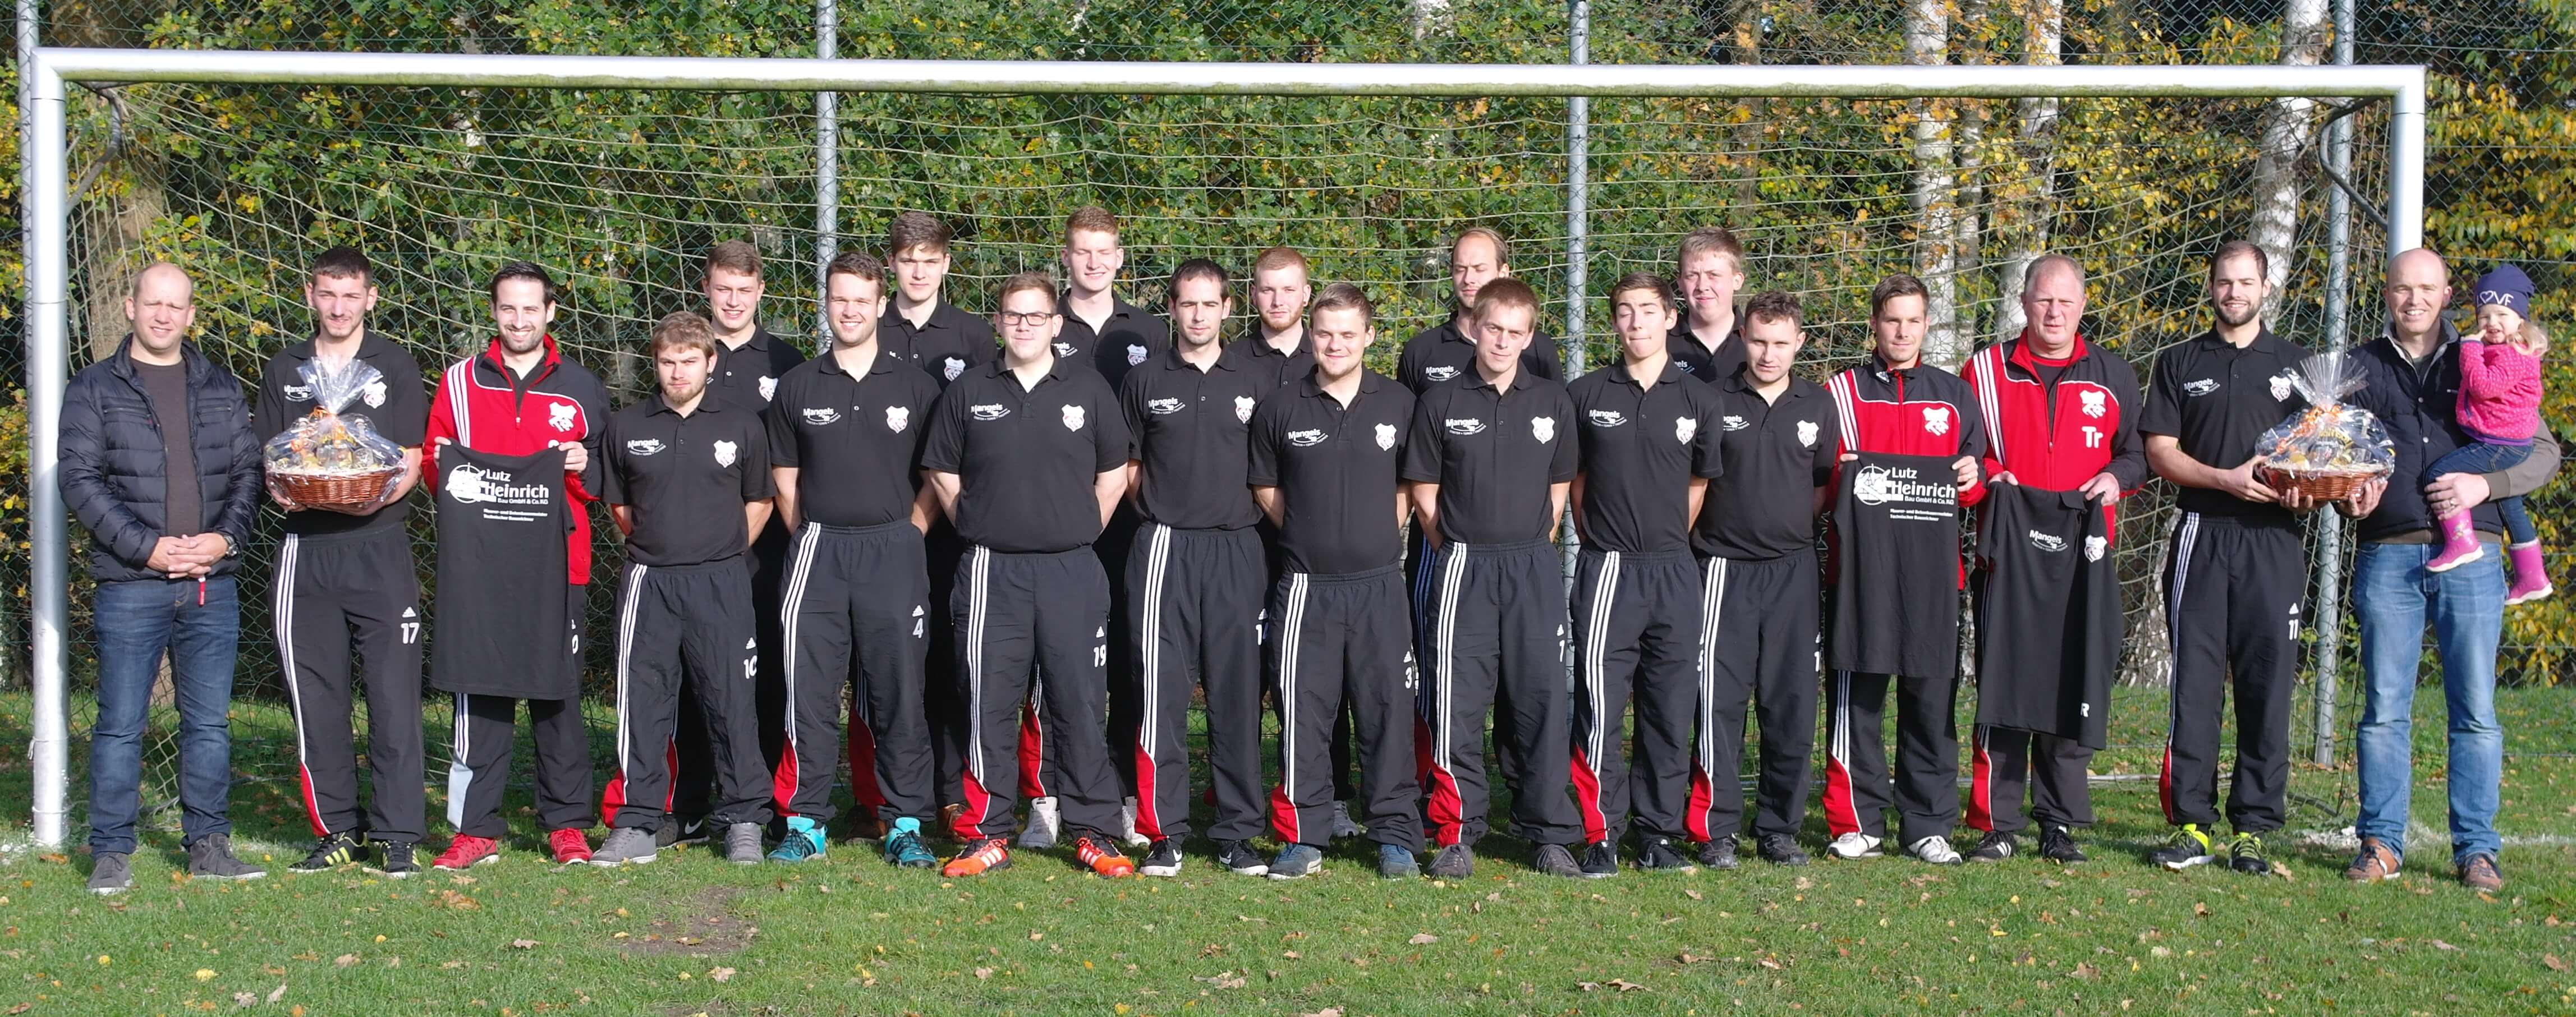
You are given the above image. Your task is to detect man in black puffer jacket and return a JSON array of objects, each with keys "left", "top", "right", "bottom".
[{"left": 58, "top": 262, "right": 265, "bottom": 895}]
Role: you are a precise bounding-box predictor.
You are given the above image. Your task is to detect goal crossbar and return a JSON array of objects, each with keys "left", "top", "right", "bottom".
[{"left": 18, "top": 48, "right": 2428, "bottom": 846}]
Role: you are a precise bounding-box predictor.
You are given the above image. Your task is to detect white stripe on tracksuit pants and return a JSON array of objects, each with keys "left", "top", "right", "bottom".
[
  {"left": 1126, "top": 523, "right": 1269, "bottom": 844},
  {"left": 773, "top": 519, "right": 936, "bottom": 827},
  {"left": 1416, "top": 539, "right": 1582, "bottom": 850},
  {"left": 948, "top": 545, "right": 1120, "bottom": 844},
  {"left": 1269, "top": 564, "right": 1422, "bottom": 852},
  {"left": 1568, "top": 547, "right": 1702, "bottom": 847}
]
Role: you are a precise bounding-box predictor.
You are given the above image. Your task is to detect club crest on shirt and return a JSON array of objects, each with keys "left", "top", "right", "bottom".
[
  {"left": 362, "top": 379, "right": 388, "bottom": 408},
  {"left": 1054, "top": 341, "right": 1078, "bottom": 360},
  {"left": 282, "top": 384, "right": 313, "bottom": 402},
  {"left": 1720, "top": 415, "right": 1749, "bottom": 431},
  {"left": 1287, "top": 428, "right": 1328, "bottom": 447},
  {"left": 2079, "top": 389, "right": 2108, "bottom": 418},
  {"left": 2027, "top": 530, "right": 2067, "bottom": 553},
  {"left": 1796, "top": 420, "right": 1819, "bottom": 448},
  {"left": 2270, "top": 373, "right": 2294, "bottom": 401},
  {"left": 885, "top": 406, "right": 910, "bottom": 432},
  {"left": 1532, "top": 416, "right": 1556, "bottom": 443},
  {"left": 2184, "top": 378, "right": 2220, "bottom": 397},
  {"left": 759, "top": 376, "right": 777, "bottom": 402},
  {"left": 1127, "top": 344, "right": 1148, "bottom": 366},
  {"left": 1425, "top": 365, "right": 1461, "bottom": 382},
  {"left": 970, "top": 403, "right": 1010, "bottom": 421},
  {"left": 2084, "top": 535, "right": 2107, "bottom": 562},
  {"left": 944, "top": 357, "right": 967, "bottom": 380},
  {"left": 548, "top": 401, "right": 578, "bottom": 432},
  {"left": 1235, "top": 395, "right": 1256, "bottom": 423},
  {"left": 626, "top": 438, "right": 666, "bottom": 457},
  {"left": 1675, "top": 416, "right": 1698, "bottom": 443},
  {"left": 1148, "top": 397, "right": 1186, "bottom": 415},
  {"left": 1922, "top": 406, "right": 1949, "bottom": 436},
  {"left": 1588, "top": 409, "right": 1629, "bottom": 428},
  {"left": 1445, "top": 417, "right": 1487, "bottom": 436},
  {"left": 802, "top": 407, "right": 841, "bottom": 425},
  {"left": 1062, "top": 404, "right": 1086, "bottom": 431},
  {"left": 1375, "top": 423, "right": 1398, "bottom": 449},
  {"left": 712, "top": 439, "right": 738, "bottom": 468},
  {"left": 1677, "top": 360, "right": 1696, "bottom": 374}
]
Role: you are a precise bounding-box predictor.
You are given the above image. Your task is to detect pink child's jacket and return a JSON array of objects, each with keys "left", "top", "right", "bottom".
[{"left": 2456, "top": 337, "right": 2544, "bottom": 444}]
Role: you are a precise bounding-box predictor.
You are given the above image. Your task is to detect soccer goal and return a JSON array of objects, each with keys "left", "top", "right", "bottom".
[{"left": 19, "top": 49, "right": 2427, "bottom": 848}]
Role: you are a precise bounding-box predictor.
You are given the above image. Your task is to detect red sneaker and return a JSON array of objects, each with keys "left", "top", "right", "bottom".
[
  {"left": 943, "top": 837, "right": 1012, "bottom": 877},
  {"left": 432, "top": 834, "right": 500, "bottom": 871},
  {"left": 1075, "top": 836, "right": 1136, "bottom": 878},
  {"left": 548, "top": 828, "right": 594, "bottom": 866}
]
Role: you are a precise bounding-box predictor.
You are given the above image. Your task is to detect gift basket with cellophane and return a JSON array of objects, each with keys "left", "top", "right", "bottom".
[
  {"left": 263, "top": 360, "right": 404, "bottom": 508},
  {"left": 2254, "top": 348, "right": 2394, "bottom": 501}
]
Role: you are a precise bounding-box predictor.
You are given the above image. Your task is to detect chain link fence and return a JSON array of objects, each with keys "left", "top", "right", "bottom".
[{"left": 7, "top": 0, "right": 2570, "bottom": 842}]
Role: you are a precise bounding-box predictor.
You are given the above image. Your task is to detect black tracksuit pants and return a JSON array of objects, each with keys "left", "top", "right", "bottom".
[
  {"left": 1270, "top": 565, "right": 1422, "bottom": 852},
  {"left": 444, "top": 582, "right": 594, "bottom": 839},
  {"left": 277, "top": 528, "right": 425, "bottom": 845},
  {"left": 1968, "top": 725, "right": 2094, "bottom": 834},
  {"left": 776, "top": 520, "right": 935, "bottom": 827},
  {"left": 1127, "top": 523, "right": 1267, "bottom": 844},
  {"left": 1821, "top": 671, "right": 1959, "bottom": 846},
  {"left": 2159, "top": 513, "right": 2302, "bottom": 833},
  {"left": 925, "top": 523, "right": 968, "bottom": 809},
  {"left": 950, "top": 546, "right": 1118, "bottom": 843},
  {"left": 1100, "top": 508, "right": 1142, "bottom": 791},
  {"left": 1417, "top": 539, "right": 1580, "bottom": 849},
  {"left": 601, "top": 560, "right": 771, "bottom": 831},
  {"left": 1569, "top": 548, "right": 1701, "bottom": 846},
  {"left": 1689, "top": 550, "right": 1820, "bottom": 844},
  {"left": 671, "top": 522, "right": 790, "bottom": 823}
]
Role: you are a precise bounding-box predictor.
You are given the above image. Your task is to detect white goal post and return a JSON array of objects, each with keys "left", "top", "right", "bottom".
[{"left": 19, "top": 48, "right": 2428, "bottom": 848}]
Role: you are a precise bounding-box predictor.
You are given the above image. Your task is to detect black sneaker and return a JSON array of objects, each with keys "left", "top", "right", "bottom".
[
  {"left": 369, "top": 841, "right": 420, "bottom": 879},
  {"left": 1696, "top": 837, "right": 1739, "bottom": 870},
  {"left": 2149, "top": 825, "right": 2220, "bottom": 871},
  {"left": 87, "top": 852, "right": 134, "bottom": 895},
  {"left": 1531, "top": 843, "right": 1583, "bottom": 878},
  {"left": 1577, "top": 841, "right": 1619, "bottom": 878},
  {"left": 288, "top": 832, "right": 368, "bottom": 875},
  {"left": 1140, "top": 837, "right": 1184, "bottom": 878},
  {"left": 1215, "top": 840, "right": 1269, "bottom": 876},
  {"left": 656, "top": 815, "right": 709, "bottom": 849},
  {"left": 1966, "top": 831, "right": 2016, "bottom": 863},
  {"left": 1426, "top": 843, "right": 1475, "bottom": 880},
  {"left": 1637, "top": 838, "right": 1696, "bottom": 872},
  {"left": 1756, "top": 834, "right": 1810, "bottom": 867},
  {"left": 2227, "top": 832, "right": 2271, "bottom": 876},
  {"left": 2037, "top": 825, "right": 2086, "bottom": 865},
  {"left": 186, "top": 834, "right": 267, "bottom": 881}
]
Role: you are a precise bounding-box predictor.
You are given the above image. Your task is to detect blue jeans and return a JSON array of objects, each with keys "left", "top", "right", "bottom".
[
  {"left": 88, "top": 576, "right": 240, "bottom": 854},
  {"left": 2353, "top": 542, "right": 2504, "bottom": 865},
  {"left": 2422, "top": 440, "right": 2536, "bottom": 544}
]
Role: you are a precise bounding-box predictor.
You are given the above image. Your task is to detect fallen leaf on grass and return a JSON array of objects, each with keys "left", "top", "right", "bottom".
[
  {"left": 2069, "top": 963, "right": 2101, "bottom": 981},
  {"left": 10, "top": 1004, "right": 33, "bottom": 1015},
  {"left": 1683, "top": 890, "right": 1703, "bottom": 901},
  {"left": 507, "top": 940, "right": 539, "bottom": 950},
  {"left": 1297, "top": 1009, "right": 1342, "bottom": 1017},
  {"left": 195, "top": 969, "right": 217, "bottom": 982},
  {"left": 333, "top": 955, "right": 359, "bottom": 969},
  {"left": 233, "top": 992, "right": 257, "bottom": 1007},
  {"left": 1756, "top": 957, "right": 1784, "bottom": 970},
  {"left": 975, "top": 967, "right": 994, "bottom": 980},
  {"left": 710, "top": 967, "right": 735, "bottom": 983},
  {"left": 1608, "top": 979, "right": 1646, "bottom": 992},
  {"left": 2543, "top": 953, "right": 2566, "bottom": 972},
  {"left": 2192, "top": 902, "right": 2210, "bottom": 918},
  {"left": 268, "top": 984, "right": 287, "bottom": 1004},
  {"left": 2430, "top": 940, "right": 2459, "bottom": 951},
  {"left": 1193, "top": 972, "right": 1248, "bottom": 990},
  {"left": 1408, "top": 933, "right": 1439, "bottom": 945},
  {"left": 1677, "top": 952, "right": 1711, "bottom": 965},
  {"left": 1577, "top": 982, "right": 1601, "bottom": 992}
]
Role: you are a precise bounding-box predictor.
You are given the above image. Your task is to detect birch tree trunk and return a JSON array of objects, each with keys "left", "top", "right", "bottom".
[
  {"left": 1995, "top": 0, "right": 2063, "bottom": 340},
  {"left": 2252, "top": 0, "right": 2331, "bottom": 316},
  {"left": 1907, "top": 0, "right": 1962, "bottom": 365}
]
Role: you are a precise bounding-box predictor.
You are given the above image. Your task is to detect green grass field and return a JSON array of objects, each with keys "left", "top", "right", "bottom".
[{"left": 1, "top": 684, "right": 2570, "bottom": 1016}]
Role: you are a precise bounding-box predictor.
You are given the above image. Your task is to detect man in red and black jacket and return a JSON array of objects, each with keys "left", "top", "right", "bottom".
[
  {"left": 1819, "top": 273, "right": 1987, "bottom": 867},
  {"left": 421, "top": 261, "right": 613, "bottom": 867},
  {"left": 1957, "top": 254, "right": 2146, "bottom": 866}
]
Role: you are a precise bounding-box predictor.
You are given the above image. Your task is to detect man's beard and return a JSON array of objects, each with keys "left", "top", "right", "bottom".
[
  {"left": 500, "top": 332, "right": 543, "bottom": 355},
  {"left": 2215, "top": 302, "right": 2261, "bottom": 328}
]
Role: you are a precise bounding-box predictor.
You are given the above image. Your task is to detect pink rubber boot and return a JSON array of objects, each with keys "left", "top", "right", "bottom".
[
  {"left": 2424, "top": 511, "right": 2486, "bottom": 573},
  {"left": 2506, "top": 541, "right": 2554, "bottom": 605}
]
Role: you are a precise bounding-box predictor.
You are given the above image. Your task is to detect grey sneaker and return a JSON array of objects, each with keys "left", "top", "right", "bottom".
[
  {"left": 88, "top": 852, "right": 134, "bottom": 895},
  {"left": 1377, "top": 844, "right": 1420, "bottom": 879},
  {"left": 1427, "top": 843, "right": 1475, "bottom": 880},
  {"left": 1531, "top": 843, "right": 1583, "bottom": 878},
  {"left": 1267, "top": 844, "right": 1325, "bottom": 880},
  {"left": 187, "top": 834, "right": 267, "bottom": 881},
  {"left": 591, "top": 826, "right": 660, "bottom": 867},
  {"left": 1329, "top": 801, "right": 1366, "bottom": 839},
  {"left": 1697, "top": 838, "right": 1740, "bottom": 870},
  {"left": 1020, "top": 797, "right": 1060, "bottom": 850},
  {"left": 724, "top": 822, "right": 765, "bottom": 866}
]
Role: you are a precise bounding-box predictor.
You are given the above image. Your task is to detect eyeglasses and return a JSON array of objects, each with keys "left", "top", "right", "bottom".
[{"left": 997, "top": 311, "right": 1057, "bottom": 328}]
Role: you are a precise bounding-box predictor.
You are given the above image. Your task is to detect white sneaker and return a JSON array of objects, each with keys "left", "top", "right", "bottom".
[
  {"left": 1329, "top": 800, "right": 1366, "bottom": 839},
  {"left": 1826, "top": 832, "right": 1884, "bottom": 860},
  {"left": 1120, "top": 796, "right": 1150, "bottom": 848},
  {"left": 1020, "top": 796, "right": 1060, "bottom": 850},
  {"left": 1908, "top": 835, "right": 1964, "bottom": 866}
]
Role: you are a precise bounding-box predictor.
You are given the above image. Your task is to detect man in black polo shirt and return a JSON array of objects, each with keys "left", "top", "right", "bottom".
[
  {"left": 1253, "top": 283, "right": 1425, "bottom": 880},
  {"left": 1118, "top": 260, "right": 1273, "bottom": 877},
  {"left": 1404, "top": 276, "right": 1584, "bottom": 880},
  {"left": 590, "top": 312, "right": 778, "bottom": 869},
  {"left": 1566, "top": 272, "right": 1725, "bottom": 877},
  {"left": 1690, "top": 290, "right": 1840, "bottom": 869},
  {"left": 764, "top": 251, "right": 945, "bottom": 869},
  {"left": 255, "top": 245, "right": 431, "bottom": 879},
  {"left": 2140, "top": 240, "right": 2312, "bottom": 876},
  {"left": 922, "top": 271, "right": 1138, "bottom": 880},
  {"left": 1670, "top": 227, "right": 1748, "bottom": 383},
  {"left": 1397, "top": 227, "right": 1564, "bottom": 392},
  {"left": 1238, "top": 246, "right": 1317, "bottom": 389},
  {"left": 1056, "top": 205, "right": 1172, "bottom": 389}
]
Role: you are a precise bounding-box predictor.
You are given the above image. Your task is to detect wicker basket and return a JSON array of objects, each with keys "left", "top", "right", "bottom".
[
  {"left": 2258, "top": 466, "right": 2384, "bottom": 502},
  {"left": 272, "top": 468, "right": 401, "bottom": 508}
]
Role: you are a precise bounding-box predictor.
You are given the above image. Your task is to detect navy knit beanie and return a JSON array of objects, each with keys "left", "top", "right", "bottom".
[{"left": 2475, "top": 264, "right": 2535, "bottom": 317}]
